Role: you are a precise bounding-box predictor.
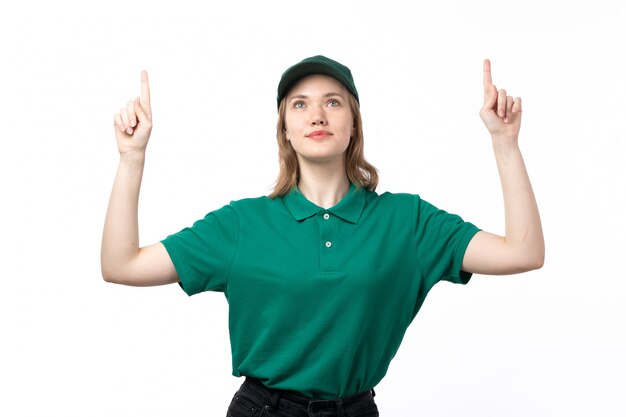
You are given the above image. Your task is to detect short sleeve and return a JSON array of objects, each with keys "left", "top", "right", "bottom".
[
  {"left": 413, "top": 197, "right": 480, "bottom": 285},
  {"left": 161, "top": 204, "right": 239, "bottom": 295}
]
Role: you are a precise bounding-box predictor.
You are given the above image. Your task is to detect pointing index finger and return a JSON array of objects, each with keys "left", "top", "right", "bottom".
[
  {"left": 483, "top": 59, "right": 493, "bottom": 91},
  {"left": 140, "top": 70, "right": 151, "bottom": 117}
]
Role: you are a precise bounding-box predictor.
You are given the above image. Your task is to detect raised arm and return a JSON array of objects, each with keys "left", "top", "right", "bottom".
[
  {"left": 462, "top": 59, "right": 544, "bottom": 275},
  {"left": 101, "top": 71, "right": 179, "bottom": 286}
]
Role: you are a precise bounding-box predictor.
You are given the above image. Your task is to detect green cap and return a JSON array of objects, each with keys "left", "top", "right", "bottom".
[{"left": 276, "top": 55, "right": 359, "bottom": 109}]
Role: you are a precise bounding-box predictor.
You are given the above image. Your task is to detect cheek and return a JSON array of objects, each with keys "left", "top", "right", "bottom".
[
  {"left": 284, "top": 120, "right": 306, "bottom": 142},
  {"left": 283, "top": 118, "right": 296, "bottom": 141},
  {"left": 345, "top": 119, "right": 355, "bottom": 138},
  {"left": 283, "top": 123, "right": 291, "bottom": 141}
]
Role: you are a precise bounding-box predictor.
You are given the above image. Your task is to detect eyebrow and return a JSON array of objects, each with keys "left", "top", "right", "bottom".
[{"left": 288, "top": 92, "right": 346, "bottom": 103}]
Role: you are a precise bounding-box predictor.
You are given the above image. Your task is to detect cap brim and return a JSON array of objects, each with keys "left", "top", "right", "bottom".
[{"left": 277, "top": 62, "right": 358, "bottom": 107}]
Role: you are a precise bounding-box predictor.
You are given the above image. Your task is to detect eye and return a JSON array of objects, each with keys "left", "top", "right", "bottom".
[
  {"left": 293, "top": 101, "right": 305, "bottom": 109},
  {"left": 327, "top": 99, "right": 340, "bottom": 107}
]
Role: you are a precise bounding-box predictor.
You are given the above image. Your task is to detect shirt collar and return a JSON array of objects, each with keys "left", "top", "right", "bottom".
[{"left": 283, "top": 183, "right": 366, "bottom": 224}]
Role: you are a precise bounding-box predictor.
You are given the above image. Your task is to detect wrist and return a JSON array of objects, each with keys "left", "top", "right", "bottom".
[
  {"left": 491, "top": 134, "right": 519, "bottom": 151},
  {"left": 119, "top": 150, "right": 146, "bottom": 165}
]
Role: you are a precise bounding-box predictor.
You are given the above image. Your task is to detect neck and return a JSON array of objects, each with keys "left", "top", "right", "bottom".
[{"left": 298, "top": 158, "right": 350, "bottom": 209}]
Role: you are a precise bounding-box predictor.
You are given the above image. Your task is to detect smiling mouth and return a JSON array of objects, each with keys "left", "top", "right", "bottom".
[{"left": 307, "top": 130, "right": 331, "bottom": 139}]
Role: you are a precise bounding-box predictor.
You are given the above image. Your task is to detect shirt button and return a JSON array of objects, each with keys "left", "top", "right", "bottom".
[
  {"left": 325, "top": 241, "right": 332, "bottom": 248},
  {"left": 323, "top": 213, "right": 330, "bottom": 220}
]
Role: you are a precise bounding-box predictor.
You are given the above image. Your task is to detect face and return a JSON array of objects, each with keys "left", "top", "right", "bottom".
[{"left": 284, "top": 74, "right": 354, "bottom": 166}]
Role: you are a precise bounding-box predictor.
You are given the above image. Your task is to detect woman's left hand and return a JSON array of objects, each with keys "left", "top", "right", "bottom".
[{"left": 479, "top": 59, "right": 522, "bottom": 139}]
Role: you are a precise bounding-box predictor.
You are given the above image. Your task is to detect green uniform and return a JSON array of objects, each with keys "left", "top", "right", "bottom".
[{"left": 162, "top": 184, "right": 480, "bottom": 399}]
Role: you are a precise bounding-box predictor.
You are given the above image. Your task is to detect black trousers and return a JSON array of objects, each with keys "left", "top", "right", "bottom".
[{"left": 226, "top": 377, "right": 379, "bottom": 417}]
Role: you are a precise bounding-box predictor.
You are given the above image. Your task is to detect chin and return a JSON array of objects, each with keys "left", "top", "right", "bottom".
[{"left": 298, "top": 152, "right": 345, "bottom": 165}]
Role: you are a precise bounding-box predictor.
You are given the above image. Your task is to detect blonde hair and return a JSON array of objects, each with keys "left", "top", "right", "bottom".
[{"left": 269, "top": 94, "right": 379, "bottom": 198}]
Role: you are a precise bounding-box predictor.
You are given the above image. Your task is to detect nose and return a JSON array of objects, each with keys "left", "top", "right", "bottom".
[{"left": 310, "top": 106, "right": 327, "bottom": 126}]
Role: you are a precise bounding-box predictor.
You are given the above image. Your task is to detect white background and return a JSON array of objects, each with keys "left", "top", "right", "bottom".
[{"left": 1, "top": 0, "right": 625, "bottom": 416}]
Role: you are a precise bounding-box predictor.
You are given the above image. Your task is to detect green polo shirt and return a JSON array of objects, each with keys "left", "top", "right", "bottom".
[{"left": 161, "top": 184, "right": 480, "bottom": 399}]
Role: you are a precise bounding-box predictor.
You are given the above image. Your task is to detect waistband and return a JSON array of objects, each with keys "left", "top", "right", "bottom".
[{"left": 243, "top": 376, "right": 376, "bottom": 409}]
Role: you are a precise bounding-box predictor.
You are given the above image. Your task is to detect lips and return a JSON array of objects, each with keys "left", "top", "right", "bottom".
[{"left": 306, "top": 130, "right": 331, "bottom": 139}]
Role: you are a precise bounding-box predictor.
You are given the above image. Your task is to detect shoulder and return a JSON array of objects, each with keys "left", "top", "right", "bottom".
[
  {"left": 229, "top": 195, "right": 271, "bottom": 206},
  {"left": 366, "top": 190, "right": 422, "bottom": 210},
  {"left": 365, "top": 191, "right": 451, "bottom": 222},
  {"left": 228, "top": 195, "right": 280, "bottom": 210},
  {"left": 357, "top": 190, "right": 423, "bottom": 224},
  {"left": 226, "top": 195, "right": 287, "bottom": 218},
  {"left": 196, "top": 195, "right": 274, "bottom": 220}
]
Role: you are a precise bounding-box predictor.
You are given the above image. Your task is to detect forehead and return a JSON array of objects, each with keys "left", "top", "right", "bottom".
[{"left": 286, "top": 74, "right": 348, "bottom": 97}]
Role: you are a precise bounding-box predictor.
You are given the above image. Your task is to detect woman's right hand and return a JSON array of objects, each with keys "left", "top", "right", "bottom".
[{"left": 113, "top": 71, "right": 153, "bottom": 156}]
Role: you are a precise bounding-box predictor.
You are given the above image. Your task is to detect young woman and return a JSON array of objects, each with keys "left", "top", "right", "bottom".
[{"left": 102, "top": 55, "right": 544, "bottom": 416}]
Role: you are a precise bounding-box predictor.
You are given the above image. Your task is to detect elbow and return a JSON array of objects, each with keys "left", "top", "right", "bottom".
[
  {"left": 101, "top": 251, "right": 116, "bottom": 283},
  {"left": 514, "top": 238, "right": 545, "bottom": 272},
  {"left": 528, "top": 255, "right": 544, "bottom": 271},
  {"left": 535, "top": 252, "right": 545, "bottom": 270},
  {"left": 531, "top": 242, "right": 546, "bottom": 270},
  {"left": 520, "top": 250, "right": 545, "bottom": 272},
  {"left": 101, "top": 266, "right": 117, "bottom": 284},
  {"left": 101, "top": 252, "right": 133, "bottom": 284},
  {"left": 101, "top": 261, "right": 125, "bottom": 284},
  {"left": 505, "top": 244, "right": 544, "bottom": 274}
]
